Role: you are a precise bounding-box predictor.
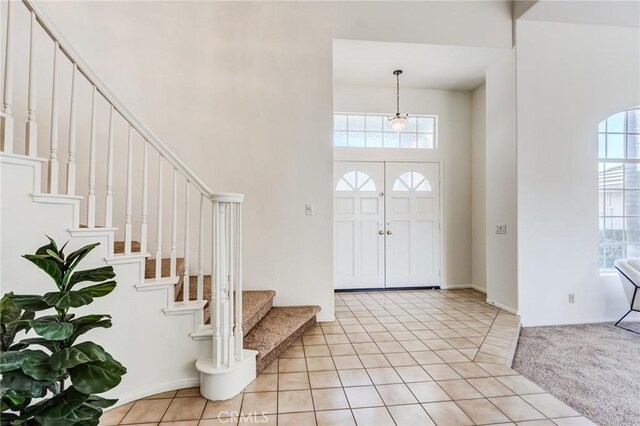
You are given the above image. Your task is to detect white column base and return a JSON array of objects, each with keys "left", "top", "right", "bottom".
[{"left": 196, "top": 349, "right": 258, "bottom": 401}]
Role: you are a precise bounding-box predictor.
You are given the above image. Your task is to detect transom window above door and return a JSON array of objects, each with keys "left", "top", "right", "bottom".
[{"left": 334, "top": 113, "right": 437, "bottom": 149}]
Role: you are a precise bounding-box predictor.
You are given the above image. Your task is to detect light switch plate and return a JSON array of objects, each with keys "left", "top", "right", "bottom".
[
  {"left": 305, "top": 204, "right": 313, "bottom": 216},
  {"left": 496, "top": 224, "right": 507, "bottom": 234}
]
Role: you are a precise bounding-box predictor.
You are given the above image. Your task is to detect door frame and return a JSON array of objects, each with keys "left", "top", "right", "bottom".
[{"left": 333, "top": 159, "right": 446, "bottom": 290}]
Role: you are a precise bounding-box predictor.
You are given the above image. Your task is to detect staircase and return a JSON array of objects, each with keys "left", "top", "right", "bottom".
[
  {"left": 0, "top": 0, "right": 320, "bottom": 402},
  {"left": 113, "top": 239, "right": 319, "bottom": 374}
]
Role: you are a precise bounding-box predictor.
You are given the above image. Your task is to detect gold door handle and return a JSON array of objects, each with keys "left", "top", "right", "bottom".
[
  {"left": 387, "top": 230, "right": 392, "bottom": 235},
  {"left": 378, "top": 230, "right": 384, "bottom": 235}
]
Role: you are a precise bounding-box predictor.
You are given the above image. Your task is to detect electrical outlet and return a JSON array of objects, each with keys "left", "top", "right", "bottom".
[
  {"left": 568, "top": 293, "right": 575, "bottom": 304},
  {"left": 305, "top": 204, "right": 313, "bottom": 216},
  {"left": 496, "top": 224, "right": 507, "bottom": 234}
]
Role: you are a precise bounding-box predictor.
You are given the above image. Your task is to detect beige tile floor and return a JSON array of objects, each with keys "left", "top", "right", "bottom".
[{"left": 101, "top": 289, "right": 595, "bottom": 426}]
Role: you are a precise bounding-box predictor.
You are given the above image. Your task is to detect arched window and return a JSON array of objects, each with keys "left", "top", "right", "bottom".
[
  {"left": 392, "top": 172, "right": 432, "bottom": 192},
  {"left": 336, "top": 171, "right": 377, "bottom": 192},
  {"left": 598, "top": 107, "right": 640, "bottom": 270}
]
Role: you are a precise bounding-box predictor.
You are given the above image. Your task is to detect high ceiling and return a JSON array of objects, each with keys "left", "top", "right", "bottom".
[
  {"left": 519, "top": 0, "right": 640, "bottom": 29},
  {"left": 332, "top": 39, "right": 510, "bottom": 91}
]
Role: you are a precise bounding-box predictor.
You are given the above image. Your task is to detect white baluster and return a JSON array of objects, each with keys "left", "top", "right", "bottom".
[
  {"left": 182, "top": 181, "right": 190, "bottom": 303},
  {"left": 227, "top": 203, "right": 235, "bottom": 367},
  {"left": 1, "top": 0, "right": 14, "bottom": 152},
  {"left": 105, "top": 106, "right": 115, "bottom": 227},
  {"left": 212, "top": 200, "right": 221, "bottom": 368},
  {"left": 170, "top": 168, "right": 177, "bottom": 277},
  {"left": 87, "top": 86, "right": 97, "bottom": 228},
  {"left": 140, "top": 141, "right": 148, "bottom": 253},
  {"left": 66, "top": 64, "right": 77, "bottom": 195},
  {"left": 197, "top": 193, "right": 204, "bottom": 301},
  {"left": 25, "top": 10, "right": 37, "bottom": 156},
  {"left": 48, "top": 42, "right": 59, "bottom": 194},
  {"left": 155, "top": 158, "right": 163, "bottom": 279},
  {"left": 124, "top": 125, "right": 133, "bottom": 254},
  {"left": 235, "top": 202, "right": 243, "bottom": 360}
]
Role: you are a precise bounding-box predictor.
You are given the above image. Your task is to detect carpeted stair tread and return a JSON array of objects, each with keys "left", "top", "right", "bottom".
[
  {"left": 244, "top": 306, "right": 321, "bottom": 373},
  {"left": 175, "top": 275, "right": 275, "bottom": 336},
  {"left": 144, "top": 257, "right": 185, "bottom": 280},
  {"left": 114, "top": 241, "right": 141, "bottom": 254}
]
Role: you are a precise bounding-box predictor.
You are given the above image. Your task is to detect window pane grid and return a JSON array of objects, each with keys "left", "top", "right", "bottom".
[
  {"left": 598, "top": 107, "right": 640, "bottom": 270},
  {"left": 334, "top": 113, "right": 437, "bottom": 149}
]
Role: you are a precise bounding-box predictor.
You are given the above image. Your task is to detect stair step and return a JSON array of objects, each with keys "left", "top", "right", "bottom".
[
  {"left": 144, "top": 257, "right": 185, "bottom": 280},
  {"left": 176, "top": 275, "right": 275, "bottom": 337},
  {"left": 114, "top": 240, "right": 141, "bottom": 254},
  {"left": 244, "top": 306, "right": 320, "bottom": 374}
]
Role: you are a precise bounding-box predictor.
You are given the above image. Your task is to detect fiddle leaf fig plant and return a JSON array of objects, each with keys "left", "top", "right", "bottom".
[{"left": 0, "top": 237, "right": 126, "bottom": 426}]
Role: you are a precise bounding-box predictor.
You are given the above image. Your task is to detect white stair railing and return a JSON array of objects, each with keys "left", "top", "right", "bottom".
[{"left": 0, "top": 0, "right": 246, "bottom": 371}]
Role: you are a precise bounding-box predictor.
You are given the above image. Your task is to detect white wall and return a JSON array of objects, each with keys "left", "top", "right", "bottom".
[
  {"left": 516, "top": 20, "right": 640, "bottom": 326},
  {"left": 471, "top": 84, "right": 487, "bottom": 292},
  {"left": 1, "top": 1, "right": 513, "bottom": 322},
  {"left": 485, "top": 51, "right": 518, "bottom": 313},
  {"left": 333, "top": 86, "right": 473, "bottom": 287}
]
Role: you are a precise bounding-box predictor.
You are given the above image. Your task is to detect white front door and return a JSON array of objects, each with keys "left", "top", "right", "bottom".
[
  {"left": 334, "top": 162, "right": 385, "bottom": 289},
  {"left": 385, "top": 162, "right": 441, "bottom": 288},
  {"left": 334, "top": 161, "right": 441, "bottom": 290}
]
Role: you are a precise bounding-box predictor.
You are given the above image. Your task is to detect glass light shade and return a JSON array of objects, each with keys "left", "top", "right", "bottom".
[{"left": 388, "top": 114, "right": 408, "bottom": 132}]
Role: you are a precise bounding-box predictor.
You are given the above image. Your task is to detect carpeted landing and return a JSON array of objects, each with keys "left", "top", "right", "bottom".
[{"left": 512, "top": 322, "right": 640, "bottom": 426}]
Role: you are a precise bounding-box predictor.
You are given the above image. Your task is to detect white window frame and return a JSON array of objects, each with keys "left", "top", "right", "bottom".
[
  {"left": 598, "top": 107, "right": 640, "bottom": 272},
  {"left": 333, "top": 113, "right": 438, "bottom": 149}
]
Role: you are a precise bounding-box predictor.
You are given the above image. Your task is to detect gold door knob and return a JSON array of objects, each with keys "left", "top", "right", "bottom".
[
  {"left": 387, "top": 230, "right": 392, "bottom": 235},
  {"left": 378, "top": 230, "right": 384, "bottom": 235}
]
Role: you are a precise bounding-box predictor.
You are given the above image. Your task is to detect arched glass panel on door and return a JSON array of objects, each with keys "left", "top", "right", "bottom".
[
  {"left": 392, "top": 172, "right": 431, "bottom": 192},
  {"left": 336, "top": 171, "right": 377, "bottom": 192}
]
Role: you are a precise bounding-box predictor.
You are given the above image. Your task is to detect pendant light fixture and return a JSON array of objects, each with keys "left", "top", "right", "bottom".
[{"left": 388, "top": 69, "right": 408, "bottom": 132}]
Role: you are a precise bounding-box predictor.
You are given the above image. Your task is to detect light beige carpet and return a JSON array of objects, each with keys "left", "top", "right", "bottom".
[{"left": 512, "top": 322, "right": 640, "bottom": 426}]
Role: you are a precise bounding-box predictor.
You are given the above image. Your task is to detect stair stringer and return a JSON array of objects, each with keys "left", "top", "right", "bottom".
[{"left": 1, "top": 153, "right": 212, "bottom": 406}]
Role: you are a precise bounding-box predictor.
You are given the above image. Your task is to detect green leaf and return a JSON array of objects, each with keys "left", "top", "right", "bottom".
[
  {"left": 29, "top": 318, "right": 73, "bottom": 341},
  {"left": 84, "top": 395, "right": 117, "bottom": 409},
  {"left": 69, "top": 315, "right": 112, "bottom": 344},
  {"left": 0, "top": 293, "right": 21, "bottom": 324},
  {"left": 1, "top": 370, "right": 52, "bottom": 398},
  {"left": 35, "top": 236, "right": 58, "bottom": 256},
  {"left": 64, "top": 243, "right": 99, "bottom": 271},
  {"left": 0, "top": 351, "right": 26, "bottom": 372},
  {"left": 79, "top": 281, "right": 116, "bottom": 298},
  {"left": 67, "top": 266, "right": 115, "bottom": 289},
  {"left": 42, "top": 291, "right": 93, "bottom": 309},
  {"left": 1, "top": 391, "right": 31, "bottom": 411},
  {"left": 9, "top": 294, "right": 50, "bottom": 311},
  {"left": 45, "top": 249, "right": 64, "bottom": 264},
  {"left": 20, "top": 349, "right": 64, "bottom": 382},
  {"left": 70, "top": 354, "right": 126, "bottom": 394},
  {"left": 22, "top": 254, "right": 63, "bottom": 287},
  {"left": 49, "top": 342, "right": 107, "bottom": 370},
  {"left": 11, "top": 337, "right": 59, "bottom": 353},
  {"left": 33, "top": 387, "right": 89, "bottom": 421}
]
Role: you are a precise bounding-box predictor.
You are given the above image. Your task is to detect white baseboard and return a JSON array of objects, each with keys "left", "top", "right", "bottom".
[
  {"left": 440, "top": 284, "right": 474, "bottom": 290},
  {"left": 471, "top": 285, "right": 487, "bottom": 294},
  {"left": 486, "top": 299, "right": 518, "bottom": 315},
  {"left": 110, "top": 377, "right": 200, "bottom": 408},
  {"left": 521, "top": 316, "right": 630, "bottom": 327}
]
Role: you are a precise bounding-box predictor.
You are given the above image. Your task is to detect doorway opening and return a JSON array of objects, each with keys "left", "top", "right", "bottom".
[{"left": 334, "top": 161, "right": 441, "bottom": 290}]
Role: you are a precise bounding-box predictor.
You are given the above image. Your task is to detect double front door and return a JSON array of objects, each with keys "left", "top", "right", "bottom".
[{"left": 334, "top": 161, "right": 441, "bottom": 290}]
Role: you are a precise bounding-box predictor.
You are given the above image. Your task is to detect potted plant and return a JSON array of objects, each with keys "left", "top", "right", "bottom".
[{"left": 0, "top": 237, "right": 126, "bottom": 425}]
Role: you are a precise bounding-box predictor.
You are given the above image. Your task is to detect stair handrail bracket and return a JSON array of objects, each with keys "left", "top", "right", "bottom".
[{"left": 3, "top": 0, "right": 255, "bottom": 402}]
